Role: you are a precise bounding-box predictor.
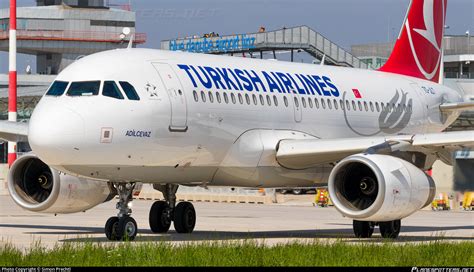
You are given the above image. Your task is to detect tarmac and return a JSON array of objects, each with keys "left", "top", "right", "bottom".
[{"left": 0, "top": 195, "right": 473, "bottom": 249}]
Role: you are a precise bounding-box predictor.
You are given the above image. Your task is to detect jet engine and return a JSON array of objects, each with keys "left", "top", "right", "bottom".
[
  {"left": 8, "top": 153, "right": 116, "bottom": 214},
  {"left": 328, "top": 153, "right": 436, "bottom": 222}
]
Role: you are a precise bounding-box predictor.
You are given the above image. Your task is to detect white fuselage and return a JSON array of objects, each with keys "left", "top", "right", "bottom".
[{"left": 27, "top": 49, "right": 462, "bottom": 188}]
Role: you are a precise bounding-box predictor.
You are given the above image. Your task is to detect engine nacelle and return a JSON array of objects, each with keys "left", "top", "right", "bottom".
[
  {"left": 8, "top": 154, "right": 116, "bottom": 214},
  {"left": 328, "top": 154, "right": 436, "bottom": 222}
]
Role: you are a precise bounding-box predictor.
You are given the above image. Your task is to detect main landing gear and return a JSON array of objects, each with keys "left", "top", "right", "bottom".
[
  {"left": 105, "top": 182, "right": 138, "bottom": 241},
  {"left": 149, "top": 184, "right": 196, "bottom": 234},
  {"left": 353, "top": 219, "right": 401, "bottom": 239},
  {"left": 104, "top": 183, "right": 197, "bottom": 241}
]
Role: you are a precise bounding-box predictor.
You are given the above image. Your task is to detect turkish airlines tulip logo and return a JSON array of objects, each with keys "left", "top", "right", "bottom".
[
  {"left": 378, "top": 90, "right": 413, "bottom": 134},
  {"left": 406, "top": 0, "right": 445, "bottom": 80},
  {"left": 343, "top": 90, "right": 413, "bottom": 137}
]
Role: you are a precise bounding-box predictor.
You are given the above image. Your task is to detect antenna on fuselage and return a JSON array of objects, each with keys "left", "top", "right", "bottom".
[
  {"left": 320, "top": 54, "right": 326, "bottom": 66},
  {"left": 120, "top": 27, "right": 134, "bottom": 49},
  {"left": 127, "top": 34, "right": 134, "bottom": 49}
]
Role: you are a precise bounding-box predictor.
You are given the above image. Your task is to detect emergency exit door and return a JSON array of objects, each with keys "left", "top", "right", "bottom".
[{"left": 152, "top": 63, "right": 188, "bottom": 132}]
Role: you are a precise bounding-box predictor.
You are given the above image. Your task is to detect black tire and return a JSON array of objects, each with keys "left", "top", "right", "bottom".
[
  {"left": 279, "top": 189, "right": 289, "bottom": 194},
  {"left": 105, "top": 216, "right": 119, "bottom": 240},
  {"left": 353, "top": 220, "right": 374, "bottom": 238},
  {"left": 149, "top": 201, "right": 171, "bottom": 233},
  {"left": 173, "top": 202, "right": 196, "bottom": 233},
  {"left": 379, "top": 220, "right": 401, "bottom": 239},
  {"left": 117, "top": 216, "right": 138, "bottom": 241}
]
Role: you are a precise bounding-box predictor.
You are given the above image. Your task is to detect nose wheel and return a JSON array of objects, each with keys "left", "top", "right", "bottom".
[
  {"left": 104, "top": 183, "right": 138, "bottom": 241},
  {"left": 149, "top": 184, "right": 197, "bottom": 234}
]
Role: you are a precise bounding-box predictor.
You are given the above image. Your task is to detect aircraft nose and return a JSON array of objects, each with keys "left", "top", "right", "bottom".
[{"left": 28, "top": 103, "right": 85, "bottom": 165}]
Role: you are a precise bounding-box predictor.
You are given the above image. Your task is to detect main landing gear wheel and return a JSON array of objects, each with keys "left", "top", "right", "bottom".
[
  {"left": 379, "top": 220, "right": 401, "bottom": 239},
  {"left": 353, "top": 220, "right": 374, "bottom": 238},
  {"left": 174, "top": 202, "right": 196, "bottom": 233},
  {"left": 149, "top": 200, "right": 171, "bottom": 233},
  {"left": 150, "top": 184, "right": 197, "bottom": 234},
  {"left": 104, "top": 182, "right": 138, "bottom": 241}
]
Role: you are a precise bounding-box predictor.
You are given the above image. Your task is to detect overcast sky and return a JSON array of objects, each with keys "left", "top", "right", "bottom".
[{"left": 1, "top": 0, "right": 473, "bottom": 74}]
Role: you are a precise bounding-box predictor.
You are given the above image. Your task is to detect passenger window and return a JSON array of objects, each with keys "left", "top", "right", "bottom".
[
  {"left": 224, "top": 92, "right": 229, "bottom": 104},
  {"left": 245, "top": 93, "right": 251, "bottom": 105},
  {"left": 266, "top": 95, "right": 272, "bottom": 106},
  {"left": 193, "top": 91, "right": 199, "bottom": 102},
  {"left": 358, "top": 101, "right": 362, "bottom": 111},
  {"left": 119, "top": 81, "right": 140, "bottom": 100},
  {"left": 252, "top": 94, "right": 257, "bottom": 105},
  {"left": 103, "top": 81, "right": 124, "bottom": 100},
  {"left": 364, "top": 101, "right": 368, "bottom": 111},
  {"left": 301, "top": 97, "right": 307, "bottom": 108},
  {"left": 208, "top": 92, "right": 214, "bottom": 103},
  {"left": 216, "top": 92, "right": 222, "bottom": 103},
  {"left": 260, "top": 94, "right": 265, "bottom": 106},
  {"left": 370, "top": 102, "right": 374, "bottom": 112},
  {"left": 46, "top": 81, "right": 69, "bottom": 96},
  {"left": 314, "top": 98, "right": 319, "bottom": 109},
  {"left": 327, "top": 98, "right": 332, "bottom": 109},
  {"left": 238, "top": 93, "right": 244, "bottom": 104},
  {"left": 375, "top": 102, "right": 380, "bottom": 112},
  {"left": 340, "top": 100, "right": 344, "bottom": 110},
  {"left": 308, "top": 98, "right": 313, "bottom": 108},
  {"left": 294, "top": 97, "right": 299, "bottom": 108},
  {"left": 333, "top": 99, "right": 338, "bottom": 110},
  {"left": 321, "top": 98, "right": 326, "bottom": 109},
  {"left": 284, "top": 96, "right": 289, "bottom": 107},
  {"left": 201, "top": 91, "right": 206, "bottom": 102},
  {"left": 352, "top": 101, "right": 356, "bottom": 111},
  {"left": 67, "top": 81, "right": 100, "bottom": 96},
  {"left": 231, "top": 93, "right": 236, "bottom": 104},
  {"left": 346, "top": 100, "right": 350, "bottom": 111},
  {"left": 273, "top": 95, "right": 278, "bottom": 106}
]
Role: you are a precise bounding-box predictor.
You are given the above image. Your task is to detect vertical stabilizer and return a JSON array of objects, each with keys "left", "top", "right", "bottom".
[{"left": 379, "top": 0, "right": 447, "bottom": 83}]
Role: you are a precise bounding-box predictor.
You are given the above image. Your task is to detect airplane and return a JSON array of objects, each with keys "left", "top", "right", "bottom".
[{"left": 1, "top": 0, "right": 473, "bottom": 241}]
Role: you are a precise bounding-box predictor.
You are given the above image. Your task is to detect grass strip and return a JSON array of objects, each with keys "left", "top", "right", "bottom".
[{"left": 1, "top": 240, "right": 473, "bottom": 267}]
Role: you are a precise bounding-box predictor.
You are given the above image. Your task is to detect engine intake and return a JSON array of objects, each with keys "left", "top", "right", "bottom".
[
  {"left": 8, "top": 153, "right": 116, "bottom": 214},
  {"left": 328, "top": 154, "right": 435, "bottom": 222}
]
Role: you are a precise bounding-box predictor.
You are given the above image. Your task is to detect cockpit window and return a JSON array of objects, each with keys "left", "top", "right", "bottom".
[
  {"left": 46, "top": 81, "right": 69, "bottom": 96},
  {"left": 103, "top": 81, "right": 124, "bottom": 100},
  {"left": 67, "top": 81, "right": 100, "bottom": 96},
  {"left": 119, "top": 81, "right": 140, "bottom": 101}
]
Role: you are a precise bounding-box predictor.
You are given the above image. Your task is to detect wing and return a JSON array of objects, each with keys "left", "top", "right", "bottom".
[
  {"left": 0, "top": 121, "right": 29, "bottom": 142},
  {"left": 276, "top": 130, "right": 474, "bottom": 169}
]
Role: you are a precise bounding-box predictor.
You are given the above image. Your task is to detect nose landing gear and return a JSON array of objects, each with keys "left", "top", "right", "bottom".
[
  {"left": 104, "top": 182, "right": 138, "bottom": 241},
  {"left": 149, "top": 184, "right": 196, "bottom": 234}
]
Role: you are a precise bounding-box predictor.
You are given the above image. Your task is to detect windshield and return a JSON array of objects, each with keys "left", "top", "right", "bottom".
[
  {"left": 119, "top": 81, "right": 140, "bottom": 101},
  {"left": 45, "top": 81, "right": 69, "bottom": 96},
  {"left": 103, "top": 81, "right": 124, "bottom": 99},
  {"left": 67, "top": 81, "right": 101, "bottom": 96}
]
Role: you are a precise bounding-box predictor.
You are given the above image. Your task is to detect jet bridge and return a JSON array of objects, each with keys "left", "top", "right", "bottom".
[{"left": 161, "top": 25, "right": 369, "bottom": 69}]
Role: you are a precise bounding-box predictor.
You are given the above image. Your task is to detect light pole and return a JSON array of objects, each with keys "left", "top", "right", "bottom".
[
  {"left": 8, "top": 0, "right": 17, "bottom": 167},
  {"left": 466, "top": 30, "right": 471, "bottom": 78}
]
